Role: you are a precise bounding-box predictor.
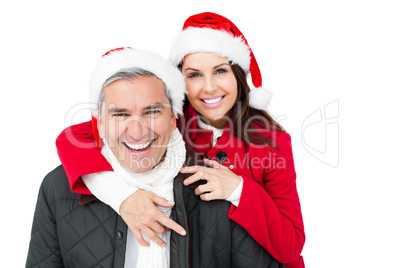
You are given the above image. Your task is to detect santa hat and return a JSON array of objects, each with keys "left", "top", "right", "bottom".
[
  {"left": 89, "top": 47, "right": 186, "bottom": 117},
  {"left": 89, "top": 47, "right": 186, "bottom": 149},
  {"left": 168, "top": 12, "right": 272, "bottom": 110}
]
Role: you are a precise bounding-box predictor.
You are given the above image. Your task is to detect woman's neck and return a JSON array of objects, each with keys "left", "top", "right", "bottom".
[{"left": 198, "top": 114, "right": 227, "bottom": 129}]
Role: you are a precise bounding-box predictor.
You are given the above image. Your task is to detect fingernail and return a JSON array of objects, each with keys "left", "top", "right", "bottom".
[
  {"left": 168, "top": 201, "right": 175, "bottom": 205},
  {"left": 183, "top": 180, "right": 188, "bottom": 185},
  {"left": 181, "top": 230, "right": 186, "bottom": 236}
]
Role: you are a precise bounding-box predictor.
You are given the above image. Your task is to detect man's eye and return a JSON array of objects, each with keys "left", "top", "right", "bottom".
[
  {"left": 146, "top": 110, "right": 161, "bottom": 115},
  {"left": 113, "top": 113, "right": 128, "bottom": 118}
]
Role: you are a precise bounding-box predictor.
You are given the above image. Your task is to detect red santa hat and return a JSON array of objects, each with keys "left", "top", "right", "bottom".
[
  {"left": 168, "top": 12, "right": 272, "bottom": 110},
  {"left": 90, "top": 47, "right": 186, "bottom": 118}
]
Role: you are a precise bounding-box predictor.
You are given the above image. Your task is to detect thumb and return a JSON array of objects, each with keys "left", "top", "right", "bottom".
[{"left": 152, "top": 194, "right": 175, "bottom": 207}]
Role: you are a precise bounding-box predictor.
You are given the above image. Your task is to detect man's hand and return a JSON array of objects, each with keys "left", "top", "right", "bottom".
[{"left": 119, "top": 189, "right": 186, "bottom": 247}]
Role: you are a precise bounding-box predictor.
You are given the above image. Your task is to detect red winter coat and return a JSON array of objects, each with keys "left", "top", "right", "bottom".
[{"left": 56, "top": 104, "right": 305, "bottom": 267}]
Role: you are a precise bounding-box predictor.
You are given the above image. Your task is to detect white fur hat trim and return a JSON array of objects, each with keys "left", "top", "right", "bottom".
[
  {"left": 89, "top": 48, "right": 186, "bottom": 117},
  {"left": 168, "top": 27, "right": 251, "bottom": 71}
]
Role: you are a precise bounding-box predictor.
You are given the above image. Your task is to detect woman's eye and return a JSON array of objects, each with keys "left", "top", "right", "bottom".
[
  {"left": 187, "top": 72, "right": 200, "bottom": 78},
  {"left": 216, "top": 68, "right": 228, "bottom": 74}
]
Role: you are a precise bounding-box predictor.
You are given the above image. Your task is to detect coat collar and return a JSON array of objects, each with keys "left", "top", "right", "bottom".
[
  {"left": 79, "top": 194, "right": 97, "bottom": 205},
  {"left": 179, "top": 104, "right": 238, "bottom": 163}
]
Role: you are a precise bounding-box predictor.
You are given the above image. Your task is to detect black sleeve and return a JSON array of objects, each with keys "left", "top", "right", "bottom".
[
  {"left": 196, "top": 199, "right": 283, "bottom": 267},
  {"left": 26, "top": 179, "right": 64, "bottom": 268},
  {"left": 230, "top": 221, "right": 284, "bottom": 268}
]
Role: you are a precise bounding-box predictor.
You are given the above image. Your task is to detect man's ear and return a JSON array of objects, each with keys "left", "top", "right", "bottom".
[
  {"left": 91, "top": 112, "right": 104, "bottom": 150},
  {"left": 98, "top": 114, "right": 105, "bottom": 139},
  {"left": 171, "top": 112, "right": 177, "bottom": 131}
]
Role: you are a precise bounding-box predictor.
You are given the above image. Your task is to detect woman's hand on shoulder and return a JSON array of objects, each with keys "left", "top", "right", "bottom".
[{"left": 180, "top": 158, "right": 241, "bottom": 201}]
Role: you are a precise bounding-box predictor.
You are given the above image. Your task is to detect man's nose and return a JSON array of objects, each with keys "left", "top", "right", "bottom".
[{"left": 125, "top": 116, "right": 149, "bottom": 141}]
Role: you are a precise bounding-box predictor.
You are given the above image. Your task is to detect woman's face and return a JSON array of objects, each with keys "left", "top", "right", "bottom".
[{"left": 182, "top": 52, "right": 238, "bottom": 129}]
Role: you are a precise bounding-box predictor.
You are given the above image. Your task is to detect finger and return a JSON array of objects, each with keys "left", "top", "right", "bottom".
[
  {"left": 180, "top": 165, "right": 211, "bottom": 174},
  {"left": 149, "top": 220, "right": 169, "bottom": 234},
  {"left": 152, "top": 194, "right": 175, "bottom": 208},
  {"left": 194, "top": 184, "right": 211, "bottom": 196},
  {"left": 203, "top": 158, "right": 228, "bottom": 169},
  {"left": 200, "top": 192, "right": 214, "bottom": 201},
  {"left": 157, "top": 215, "right": 187, "bottom": 236},
  {"left": 183, "top": 171, "right": 209, "bottom": 186},
  {"left": 132, "top": 228, "right": 150, "bottom": 247},
  {"left": 142, "top": 227, "right": 167, "bottom": 247}
]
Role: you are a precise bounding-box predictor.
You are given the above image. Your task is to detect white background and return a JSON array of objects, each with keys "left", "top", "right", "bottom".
[{"left": 1, "top": 0, "right": 401, "bottom": 267}]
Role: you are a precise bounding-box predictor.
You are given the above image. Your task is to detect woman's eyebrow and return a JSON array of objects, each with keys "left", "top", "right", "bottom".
[
  {"left": 184, "top": 63, "right": 230, "bottom": 72},
  {"left": 213, "top": 63, "right": 230, "bottom": 69},
  {"left": 183, "top": 67, "right": 199, "bottom": 72}
]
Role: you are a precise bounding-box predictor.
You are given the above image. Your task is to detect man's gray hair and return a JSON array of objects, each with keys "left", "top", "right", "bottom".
[{"left": 98, "top": 67, "right": 173, "bottom": 113}]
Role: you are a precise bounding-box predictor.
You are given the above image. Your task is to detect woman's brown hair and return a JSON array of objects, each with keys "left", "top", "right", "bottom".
[{"left": 228, "top": 63, "right": 285, "bottom": 146}]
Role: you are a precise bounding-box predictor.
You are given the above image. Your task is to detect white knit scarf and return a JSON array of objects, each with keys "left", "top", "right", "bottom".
[{"left": 101, "top": 129, "right": 186, "bottom": 268}]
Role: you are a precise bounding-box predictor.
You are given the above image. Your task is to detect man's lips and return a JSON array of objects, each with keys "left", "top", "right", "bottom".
[{"left": 123, "top": 139, "right": 155, "bottom": 151}]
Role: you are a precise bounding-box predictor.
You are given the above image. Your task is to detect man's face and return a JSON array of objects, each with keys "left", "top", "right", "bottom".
[{"left": 98, "top": 75, "right": 176, "bottom": 173}]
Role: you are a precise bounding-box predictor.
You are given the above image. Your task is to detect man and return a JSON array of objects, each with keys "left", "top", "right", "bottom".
[{"left": 26, "top": 47, "right": 281, "bottom": 267}]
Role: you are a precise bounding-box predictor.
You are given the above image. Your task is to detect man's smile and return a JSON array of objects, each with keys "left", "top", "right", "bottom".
[{"left": 123, "top": 139, "right": 155, "bottom": 151}]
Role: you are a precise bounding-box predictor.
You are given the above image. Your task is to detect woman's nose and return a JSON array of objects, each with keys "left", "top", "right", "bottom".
[{"left": 203, "top": 76, "right": 217, "bottom": 93}]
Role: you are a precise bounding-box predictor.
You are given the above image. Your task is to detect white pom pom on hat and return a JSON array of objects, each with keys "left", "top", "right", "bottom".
[
  {"left": 249, "top": 87, "right": 273, "bottom": 110},
  {"left": 168, "top": 12, "right": 272, "bottom": 111}
]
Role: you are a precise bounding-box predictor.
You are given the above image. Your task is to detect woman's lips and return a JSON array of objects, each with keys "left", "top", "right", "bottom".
[{"left": 200, "top": 95, "right": 225, "bottom": 108}]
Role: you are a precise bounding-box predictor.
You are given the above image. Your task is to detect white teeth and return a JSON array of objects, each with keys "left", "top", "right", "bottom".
[
  {"left": 125, "top": 140, "right": 153, "bottom": 150},
  {"left": 203, "top": 97, "right": 222, "bottom": 104}
]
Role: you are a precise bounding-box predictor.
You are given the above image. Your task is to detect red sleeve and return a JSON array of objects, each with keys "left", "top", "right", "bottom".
[
  {"left": 228, "top": 133, "right": 305, "bottom": 267},
  {"left": 55, "top": 120, "right": 113, "bottom": 194}
]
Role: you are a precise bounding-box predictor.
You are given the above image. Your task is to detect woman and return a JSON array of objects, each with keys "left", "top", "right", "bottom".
[{"left": 57, "top": 12, "right": 305, "bottom": 267}]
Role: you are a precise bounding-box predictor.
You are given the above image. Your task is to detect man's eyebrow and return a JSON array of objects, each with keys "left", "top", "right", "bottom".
[
  {"left": 143, "top": 103, "right": 167, "bottom": 110},
  {"left": 107, "top": 103, "right": 167, "bottom": 113},
  {"left": 108, "top": 107, "right": 131, "bottom": 113}
]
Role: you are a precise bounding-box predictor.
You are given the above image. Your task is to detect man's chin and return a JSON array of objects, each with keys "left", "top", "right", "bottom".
[
  {"left": 127, "top": 166, "right": 153, "bottom": 173},
  {"left": 123, "top": 158, "right": 158, "bottom": 174}
]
